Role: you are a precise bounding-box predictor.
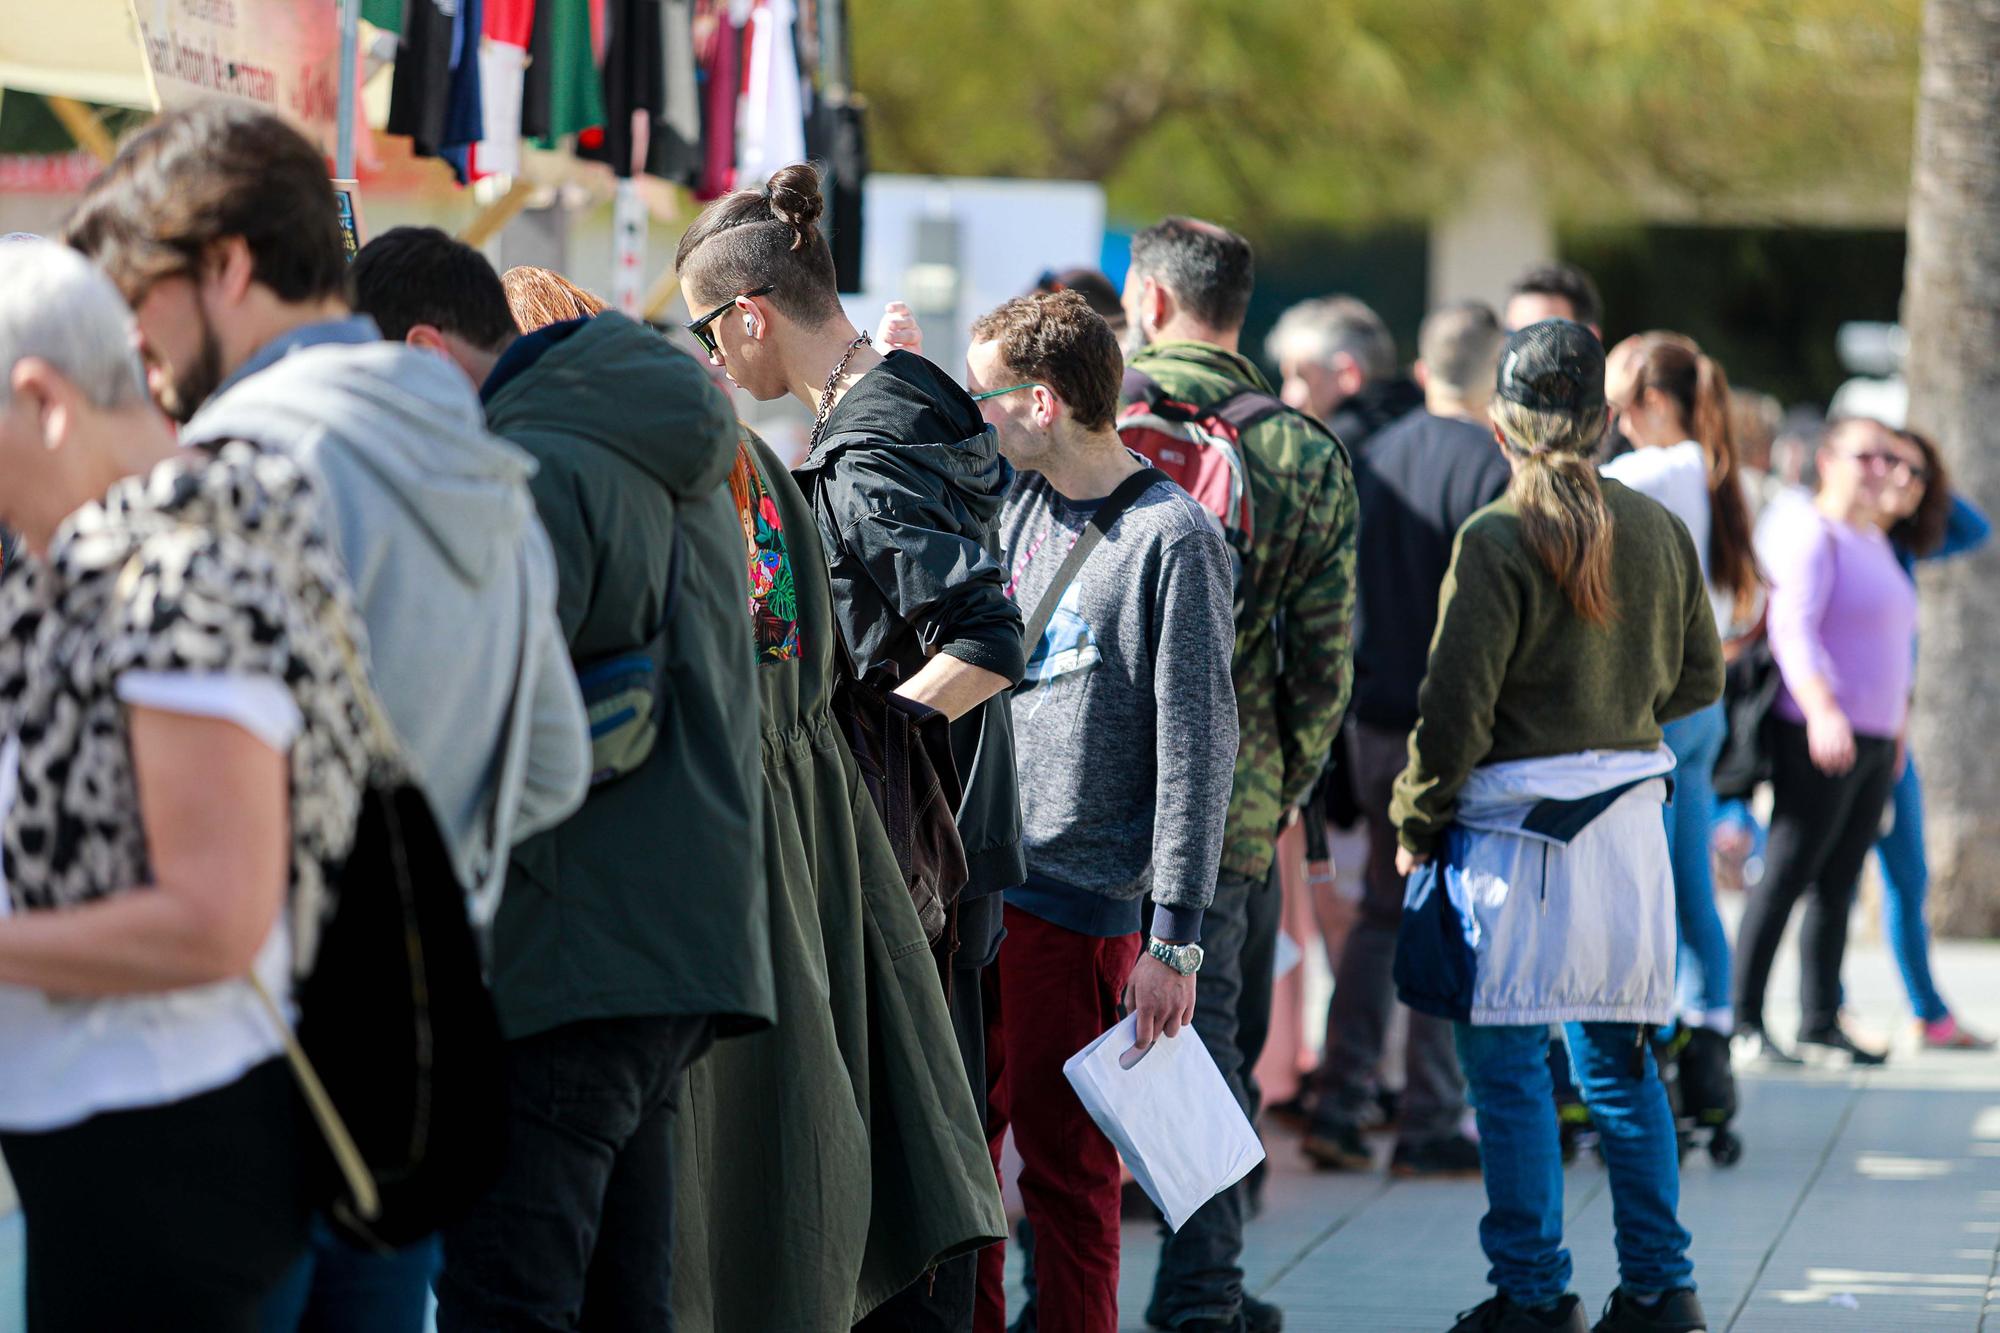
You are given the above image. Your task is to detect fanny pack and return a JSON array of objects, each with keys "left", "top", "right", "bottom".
[{"left": 575, "top": 523, "right": 685, "bottom": 786}]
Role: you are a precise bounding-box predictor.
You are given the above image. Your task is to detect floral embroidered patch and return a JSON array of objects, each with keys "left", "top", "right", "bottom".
[{"left": 729, "top": 445, "right": 800, "bottom": 662}]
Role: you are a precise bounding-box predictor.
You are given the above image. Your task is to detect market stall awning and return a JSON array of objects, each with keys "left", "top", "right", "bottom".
[{"left": 0, "top": 0, "right": 150, "bottom": 108}]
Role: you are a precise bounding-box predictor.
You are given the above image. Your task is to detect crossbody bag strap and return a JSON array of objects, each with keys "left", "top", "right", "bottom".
[
  {"left": 1020, "top": 468, "right": 1168, "bottom": 654},
  {"left": 248, "top": 971, "right": 381, "bottom": 1221}
]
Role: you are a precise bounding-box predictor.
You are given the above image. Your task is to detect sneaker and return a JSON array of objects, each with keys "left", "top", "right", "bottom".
[
  {"left": 1301, "top": 1116, "right": 1374, "bottom": 1170},
  {"left": 1920, "top": 1015, "right": 1997, "bottom": 1051},
  {"left": 1391, "top": 1132, "right": 1483, "bottom": 1178},
  {"left": 1243, "top": 1293, "right": 1284, "bottom": 1332},
  {"left": 1450, "top": 1293, "right": 1587, "bottom": 1332},
  {"left": 1798, "top": 1023, "right": 1888, "bottom": 1067},
  {"left": 1732, "top": 1025, "right": 1801, "bottom": 1067},
  {"left": 1592, "top": 1287, "right": 1708, "bottom": 1332}
]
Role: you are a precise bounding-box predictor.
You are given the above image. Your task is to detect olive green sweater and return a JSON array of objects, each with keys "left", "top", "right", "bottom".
[{"left": 1391, "top": 479, "right": 1725, "bottom": 853}]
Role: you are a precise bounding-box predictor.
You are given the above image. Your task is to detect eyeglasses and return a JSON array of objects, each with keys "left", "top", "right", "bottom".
[
  {"left": 1839, "top": 449, "right": 1930, "bottom": 482},
  {"left": 972, "top": 382, "right": 1045, "bottom": 401},
  {"left": 686, "top": 284, "right": 776, "bottom": 359}
]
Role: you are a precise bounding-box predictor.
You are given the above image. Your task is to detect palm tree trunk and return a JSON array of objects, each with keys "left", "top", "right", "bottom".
[{"left": 1901, "top": 0, "right": 2000, "bottom": 935}]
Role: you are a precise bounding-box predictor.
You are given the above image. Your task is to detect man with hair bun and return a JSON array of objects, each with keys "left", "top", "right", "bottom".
[
  {"left": 677, "top": 163, "right": 1015, "bottom": 1331},
  {"left": 1122, "top": 216, "right": 1359, "bottom": 1333},
  {"left": 968, "top": 290, "right": 1238, "bottom": 1333}
]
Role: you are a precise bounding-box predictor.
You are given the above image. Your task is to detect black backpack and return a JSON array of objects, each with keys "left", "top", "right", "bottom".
[{"left": 256, "top": 612, "right": 510, "bottom": 1250}]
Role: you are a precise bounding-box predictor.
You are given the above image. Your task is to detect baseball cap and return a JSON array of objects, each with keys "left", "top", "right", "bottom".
[{"left": 1496, "top": 319, "right": 1605, "bottom": 414}]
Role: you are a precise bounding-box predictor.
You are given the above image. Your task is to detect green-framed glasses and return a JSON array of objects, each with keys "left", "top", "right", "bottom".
[{"left": 972, "top": 382, "right": 1046, "bottom": 401}]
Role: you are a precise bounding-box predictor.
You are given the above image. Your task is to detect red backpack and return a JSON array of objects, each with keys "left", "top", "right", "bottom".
[{"left": 1116, "top": 368, "right": 1303, "bottom": 603}]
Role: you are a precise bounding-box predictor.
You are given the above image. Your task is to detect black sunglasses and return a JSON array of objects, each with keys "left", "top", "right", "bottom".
[{"left": 686, "top": 284, "right": 776, "bottom": 358}]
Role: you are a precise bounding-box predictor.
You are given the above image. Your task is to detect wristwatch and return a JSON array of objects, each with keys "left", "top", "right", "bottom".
[{"left": 1148, "top": 937, "right": 1205, "bottom": 976}]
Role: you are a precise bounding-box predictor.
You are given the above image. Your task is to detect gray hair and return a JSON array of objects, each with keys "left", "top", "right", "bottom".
[
  {"left": 1418, "top": 301, "right": 1505, "bottom": 398},
  {"left": 0, "top": 239, "right": 149, "bottom": 411},
  {"left": 1264, "top": 295, "right": 1396, "bottom": 380}
]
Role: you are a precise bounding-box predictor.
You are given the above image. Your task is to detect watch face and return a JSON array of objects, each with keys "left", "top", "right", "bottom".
[{"left": 1185, "top": 943, "right": 1205, "bottom": 971}]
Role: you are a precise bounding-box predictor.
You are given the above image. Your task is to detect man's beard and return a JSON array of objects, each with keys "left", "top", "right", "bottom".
[
  {"left": 156, "top": 310, "right": 225, "bottom": 426},
  {"left": 1120, "top": 320, "right": 1151, "bottom": 362}
]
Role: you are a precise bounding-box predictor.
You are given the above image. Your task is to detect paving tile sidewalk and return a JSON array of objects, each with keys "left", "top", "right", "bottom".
[
  {"left": 1034, "top": 933, "right": 2000, "bottom": 1332},
  {"left": 6, "top": 934, "right": 2000, "bottom": 1332}
]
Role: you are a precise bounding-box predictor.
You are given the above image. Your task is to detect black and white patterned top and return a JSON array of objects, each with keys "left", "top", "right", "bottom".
[{"left": 0, "top": 440, "right": 376, "bottom": 970}]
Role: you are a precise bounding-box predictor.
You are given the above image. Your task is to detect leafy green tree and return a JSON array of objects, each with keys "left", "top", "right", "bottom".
[{"left": 852, "top": 0, "right": 1920, "bottom": 228}]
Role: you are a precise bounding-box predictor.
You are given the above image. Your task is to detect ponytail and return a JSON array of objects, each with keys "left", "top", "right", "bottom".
[
  {"left": 1492, "top": 397, "right": 1618, "bottom": 624},
  {"left": 1689, "top": 352, "right": 1759, "bottom": 620},
  {"left": 1628, "top": 333, "right": 1761, "bottom": 621}
]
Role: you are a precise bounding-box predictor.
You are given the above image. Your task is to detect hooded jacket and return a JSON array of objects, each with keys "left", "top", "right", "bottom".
[
  {"left": 1123, "top": 340, "right": 1359, "bottom": 884},
  {"left": 182, "top": 327, "right": 591, "bottom": 922},
  {"left": 481, "top": 313, "right": 772, "bottom": 1039},
  {"left": 797, "top": 350, "right": 1027, "bottom": 903}
]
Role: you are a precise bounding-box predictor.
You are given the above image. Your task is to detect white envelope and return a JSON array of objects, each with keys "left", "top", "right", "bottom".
[{"left": 1062, "top": 1012, "right": 1266, "bottom": 1232}]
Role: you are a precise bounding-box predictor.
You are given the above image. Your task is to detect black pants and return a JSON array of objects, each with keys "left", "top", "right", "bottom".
[
  {"left": 857, "top": 889, "right": 1005, "bottom": 1333},
  {"left": 435, "top": 1015, "right": 714, "bottom": 1333},
  {"left": 1148, "top": 861, "right": 1283, "bottom": 1327},
  {"left": 0, "top": 1058, "right": 314, "bottom": 1333},
  {"left": 1734, "top": 719, "right": 1899, "bottom": 1035}
]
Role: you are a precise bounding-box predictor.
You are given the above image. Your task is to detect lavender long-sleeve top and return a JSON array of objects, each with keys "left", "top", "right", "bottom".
[{"left": 1763, "top": 499, "right": 1918, "bottom": 740}]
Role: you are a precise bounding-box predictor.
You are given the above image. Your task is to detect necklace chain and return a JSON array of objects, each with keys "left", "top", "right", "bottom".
[{"left": 809, "top": 333, "right": 872, "bottom": 451}]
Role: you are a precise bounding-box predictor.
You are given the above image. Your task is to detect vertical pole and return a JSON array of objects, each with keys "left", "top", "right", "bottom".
[{"left": 335, "top": 0, "right": 359, "bottom": 179}]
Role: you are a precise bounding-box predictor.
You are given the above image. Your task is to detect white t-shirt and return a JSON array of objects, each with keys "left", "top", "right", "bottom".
[
  {"left": 0, "top": 672, "right": 304, "bottom": 1132},
  {"left": 1604, "top": 440, "right": 1734, "bottom": 635}
]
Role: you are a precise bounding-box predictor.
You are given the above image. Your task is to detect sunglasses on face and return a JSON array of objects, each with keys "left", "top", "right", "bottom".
[
  {"left": 1840, "top": 449, "right": 1930, "bottom": 482},
  {"left": 686, "top": 284, "right": 776, "bottom": 359},
  {"left": 971, "top": 382, "right": 1045, "bottom": 402}
]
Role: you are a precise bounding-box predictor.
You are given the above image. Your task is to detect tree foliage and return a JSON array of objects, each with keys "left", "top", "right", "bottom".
[{"left": 852, "top": 0, "right": 1921, "bottom": 228}]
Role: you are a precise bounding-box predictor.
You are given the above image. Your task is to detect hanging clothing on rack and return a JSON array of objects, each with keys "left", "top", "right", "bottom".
[
  {"left": 695, "top": 0, "right": 744, "bottom": 198},
  {"left": 736, "top": 0, "right": 805, "bottom": 187},
  {"left": 525, "top": 0, "right": 610, "bottom": 146},
  {"left": 388, "top": 0, "right": 486, "bottom": 182},
  {"left": 471, "top": 0, "right": 538, "bottom": 179},
  {"left": 579, "top": 0, "right": 697, "bottom": 184}
]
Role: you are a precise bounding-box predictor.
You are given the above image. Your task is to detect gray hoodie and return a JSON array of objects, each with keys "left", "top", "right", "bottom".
[{"left": 182, "top": 325, "right": 590, "bottom": 921}]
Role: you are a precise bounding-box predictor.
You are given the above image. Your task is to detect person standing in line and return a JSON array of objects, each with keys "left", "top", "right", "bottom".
[
  {"left": 1302, "top": 301, "right": 1510, "bottom": 1180},
  {"left": 1396, "top": 320, "right": 1721, "bottom": 1333},
  {"left": 675, "top": 164, "right": 1020, "bottom": 1332},
  {"left": 1602, "top": 332, "right": 1761, "bottom": 1050},
  {"left": 966, "top": 291, "right": 1239, "bottom": 1333},
  {"left": 62, "top": 109, "right": 594, "bottom": 1333},
  {"left": 0, "top": 240, "right": 376, "bottom": 1332},
  {"left": 1860, "top": 428, "right": 1992, "bottom": 1049},
  {"left": 1733, "top": 418, "right": 1917, "bottom": 1068},
  {"left": 1502, "top": 263, "right": 1604, "bottom": 337},
  {"left": 1264, "top": 293, "right": 1422, "bottom": 458},
  {"left": 347, "top": 226, "right": 775, "bottom": 1329},
  {"left": 1122, "top": 218, "right": 1360, "bottom": 1333}
]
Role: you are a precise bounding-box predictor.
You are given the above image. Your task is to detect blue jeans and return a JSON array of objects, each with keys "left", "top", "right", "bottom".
[
  {"left": 261, "top": 1222, "right": 439, "bottom": 1333},
  {"left": 1662, "top": 702, "right": 1730, "bottom": 1022},
  {"left": 1876, "top": 761, "right": 1949, "bottom": 1023},
  {"left": 1455, "top": 1023, "right": 1694, "bottom": 1308}
]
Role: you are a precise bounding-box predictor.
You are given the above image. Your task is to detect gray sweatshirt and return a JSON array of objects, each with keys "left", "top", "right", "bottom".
[
  {"left": 182, "top": 321, "right": 591, "bottom": 923},
  {"left": 999, "top": 467, "right": 1238, "bottom": 941}
]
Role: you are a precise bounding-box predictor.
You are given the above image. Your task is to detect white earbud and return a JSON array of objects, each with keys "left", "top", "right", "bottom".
[{"left": 743, "top": 316, "right": 756, "bottom": 336}]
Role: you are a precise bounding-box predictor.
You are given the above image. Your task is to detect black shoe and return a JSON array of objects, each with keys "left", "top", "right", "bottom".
[
  {"left": 1798, "top": 1023, "right": 1888, "bottom": 1067},
  {"left": 1391, "top": 1132, "right": 1483, "bottom": 1178},
  {"left": 1302, "top": 1115, "right": 1373, "bottom": 1170},
  {"left": 1733, "top": 1025, "right": 1802, "bottom": 1067},
  {"left": 1243, "top": 1293, "right": 1283, "bottom": 1333},
  {"left": 1265, "top": 1089, "right": 1315, "bottom": 1131},
  {"left": 1592, "top": 1288, "right": 1708, "bottom": 1332},
  {"left": 1450, "top": 1293, "right": 1587, "bottom": 1332}
]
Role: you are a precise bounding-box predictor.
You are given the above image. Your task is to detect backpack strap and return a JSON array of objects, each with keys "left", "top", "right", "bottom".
[
  {"left": 1121, "top": 367, "right": 1165, "bottom": 408},
  {"left": 1019, "top": 468, "right": 1169, "bottom": 657}
]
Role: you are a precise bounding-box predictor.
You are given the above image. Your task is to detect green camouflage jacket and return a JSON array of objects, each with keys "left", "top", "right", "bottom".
[{"left": 1124, "top": 340, "right": 1359, "bottom": 884}]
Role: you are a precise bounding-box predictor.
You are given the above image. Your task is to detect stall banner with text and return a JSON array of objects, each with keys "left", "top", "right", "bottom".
[{"left": 126, "top": 0, "right": 338, "bottom": 152}]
